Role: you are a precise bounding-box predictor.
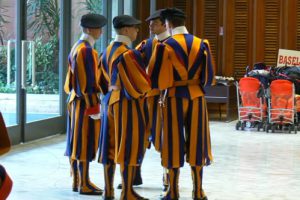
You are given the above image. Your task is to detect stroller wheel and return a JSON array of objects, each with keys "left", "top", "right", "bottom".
[
  {"left": 288, "top": 125, "right": 292, "bottom": 133},
  {"left": 236, "top": 121, "right": 241, "bottom": 130},
  {"left": 257, "top": 122, "right": 262, "bottom": 131},
  {"left": 294, "top": 126, "right": 297, "bottom": 134},
  {"left": 266, "top": 123, "right": 272, "bottom": 133},
  {"left": 262, "top": 122, "right": 266, "bottom": 131},
  {"left": 241, "top": 122, "right": 246, "bottom": 130},
  {"left": 271, "top": 124, "right": 276, "bottom": 133}
]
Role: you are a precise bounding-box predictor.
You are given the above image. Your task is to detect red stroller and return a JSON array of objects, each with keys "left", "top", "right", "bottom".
[
  {"left": 236, "top": 77, "right": 267, "bottom": 131},
  {"left": 266, "top": 79, "right": 297, "bottom": 133}
]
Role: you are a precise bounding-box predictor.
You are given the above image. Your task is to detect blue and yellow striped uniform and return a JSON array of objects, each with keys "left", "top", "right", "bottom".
[
  {"left": 149, "top": 33, "right": 215, "bottom": 168},
  {"left": 136, "top": 36, "right": 169, "bottom": 151},
  {"left": 98, "top": 41, "right": 151, "bottom": 166},
  {"left": 64, "top": 40, "right": 101, "bottom": 162}
]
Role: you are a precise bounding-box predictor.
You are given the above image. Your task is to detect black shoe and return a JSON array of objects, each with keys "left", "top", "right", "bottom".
[
  {"left": 138, "top": 197, "right": 149, "bottom": 200},
  {"left": 194, "top": 196, "right": 208, "bottom": 200},
  {"left": 134, "top": 192, "right": 149, "bottom": 200},
  {"left": 117, "top": 183, "right": 122, "bottom": 189},
  {"left": 79, "top": 189, "right": 103, "bottom": 195},
  {"left": 159, "top": 193, "right": 179, "bottom": 200},
  {"left": 133, "top": 173, "right": 143, "bottom": 186},
  {"left": 117, "top": 180, "right": 143, "bottom": 189},
  {"left": 102, "top": 197, "right": 115, "bottom": 200},
  {"left": 162, "top": 184, "right": 168, "bottom": 192},
  {"left": 159, "top": 197, "right": 178, "bottom": 200}
]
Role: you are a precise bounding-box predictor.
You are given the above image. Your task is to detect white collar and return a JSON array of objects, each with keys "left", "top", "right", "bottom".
[
  {"left": 80, "top": 33, "right": 95, "bottom": 47},
  {"left": 114, "top": 35, "right": 132, "bottom": 46},
  {"left": 155, "top": 30, "right": 170, "bottom": 41},
  {"left": 171, "top": 26, "right": 189, "bottom": 36}
]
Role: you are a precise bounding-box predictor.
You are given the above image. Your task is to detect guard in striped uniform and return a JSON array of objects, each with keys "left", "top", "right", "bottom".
[
  {"left": 98, "top": 15, "right": 151, "bottom": 200},
  {"left": 64, "top": 13, "right": 107, "bottom": 195},
  {"left": 149, "top": 8, "right": 215, "bottom": 200},
  {"left": 135, "top": 9, "right": 171, "bottom": 192}
]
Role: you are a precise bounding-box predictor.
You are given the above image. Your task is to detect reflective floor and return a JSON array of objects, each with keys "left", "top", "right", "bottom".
[{"left": 1, "top": 121, "right": 300, "bottom": 200}]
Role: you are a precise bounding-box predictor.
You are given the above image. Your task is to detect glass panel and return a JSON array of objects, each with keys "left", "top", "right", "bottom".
[
  {"left": 25, "top": 0, "right": 60, "bottom": 122},
  {"left": 0, "top": 0, "right": 17, "bottom": 126},
  {"left": 71, "top": 0, "right": 104, "bottom": 53},
  {"left": 111, "top": 0, "right": 119, "bottom": 41},
  {"left": 124, "top": 0, "right": 132, "bottom": 15}
]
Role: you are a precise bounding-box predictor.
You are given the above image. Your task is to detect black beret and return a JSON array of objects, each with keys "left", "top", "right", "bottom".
[
  {"left": 161, "top": 8, "right": 186, "bottom": 20},
  {"left": 113, "top": 15, "right": 141, "bottom": 29},
  {"left": 81, "top": 13, "right": 107, "bottom": 28},
  {"left": 145, "top": 9, "right": 165, "bottom": 22}
]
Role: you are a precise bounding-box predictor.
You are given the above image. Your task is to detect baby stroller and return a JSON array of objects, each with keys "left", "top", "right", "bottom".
[
  {"left": 265, "top": 79, "right": 297, "bottom": 133},
  {"left": 236, "top": 77, "right": 267, "bottom": 131},
  {"left": 272, "top": 66, "right": 300, "bottom": 124}
]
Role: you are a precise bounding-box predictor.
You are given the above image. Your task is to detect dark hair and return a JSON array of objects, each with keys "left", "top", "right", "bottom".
[{"left": 166, "top": 16, "right": 185, "bottom": 27}]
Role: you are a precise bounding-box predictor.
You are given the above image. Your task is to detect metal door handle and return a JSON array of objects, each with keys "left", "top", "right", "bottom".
[{"left": 21, "top": 40, "right": 26, "bottom": 89}]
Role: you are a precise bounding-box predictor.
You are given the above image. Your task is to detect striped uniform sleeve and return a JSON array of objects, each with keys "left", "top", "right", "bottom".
[
  {"left": 64, "top": 55, "right": 73, "bottom": 94},
  {"left": 201, "top": 39, "right": 216, "bottom": 86},
  {"left": 135, "top": 39, "right": 148, "bottom": 67},
  {"left": 135, "top": 39, "right": 147, "bottom": 52},
  {"left": 148, "top": 43, "right": 173, "bottom": 90},
  {"left": 117, "top": 49, "right": 151, "bottom": 99},
  {"left": 64, "top": 69, "right": 72, "bottom": 95},
  {"left": 97, "top": 56, "right": 109, "bottom": 95},
  {"left": 74, "top": 47, "right": 100, "bottom": 115}
]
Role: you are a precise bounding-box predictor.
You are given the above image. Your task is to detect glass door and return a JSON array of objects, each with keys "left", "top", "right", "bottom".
[
  {"left": 0, "top": 0, "right": 66, "bottom": 144},
  {"left": 24, "top": 0, "right": 65, "bottom": 142},
  {"left": 0, "top": 39, "right": 17, "bottom": 126},
  {"left": 0, "top": 0, "right": 21, "bottom": 143}
]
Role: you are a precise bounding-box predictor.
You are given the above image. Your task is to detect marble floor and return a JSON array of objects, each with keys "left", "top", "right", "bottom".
[{"left": 1, "top": 121, "right": 300, "bottom": 200}]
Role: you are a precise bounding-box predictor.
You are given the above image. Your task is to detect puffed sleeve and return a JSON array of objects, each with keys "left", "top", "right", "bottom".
[
  {"left": 97, "top": 53, "right": 109, "bottom": 95},
  {"left": 200, "top": 39, "right": 216, "bottom": 86},
  {"left": 72, "top": 47, "right": 100, "bottom": 115},
  {"left": 117, "top": 49, "right": 151, "bottom": 98}
]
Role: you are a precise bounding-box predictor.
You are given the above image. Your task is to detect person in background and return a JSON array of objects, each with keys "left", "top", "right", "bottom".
[
  {"left": 64, "top": 13, "right": 107, "bottom": 196},
  {"left": 97, "top": 15, "right": 151, "bottom": 200},
  {"left": 148, "top": 8, "right": 215, "bottom": 200},
  {"left": 0, "top": 112, "right": 13, "bottom": 200},
  {"left": 135, "top": 9, "right": 171, "bottom": 192}
]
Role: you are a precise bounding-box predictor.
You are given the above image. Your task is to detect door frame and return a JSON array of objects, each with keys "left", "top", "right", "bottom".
[{"left": 7, "top": 0, "right": 70, "bottom": 145}]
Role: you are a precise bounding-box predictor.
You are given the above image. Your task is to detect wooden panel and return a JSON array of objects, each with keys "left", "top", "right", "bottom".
[
  {"left": 192, "top": 0, "right": 220, "bottom": 75},
  {"left": 222, "top": 0, "right": 235, "bottom": 77},
  {"left": 172, "top": 0, "right": 193, "bottom": 31},
  {"left": 286, "top": 0, "right": 297, "bottom": 49},
  {"left": 135, "top": 0, "right": 300, "bottom": 77},
  {"left": 253, "top": 0, "right": 265, "bottom": 63},
  {"left": 247, "top": 0, "right": 254, "bottom": 68},
  {"left": 297, "top": 0, "right": 300, "bottom": 50},
  {"left": 203, "top": 0, "right": 219, "bottom": 74},
  {"left": 135, "top": 0, "right": 150, "bottom": 44},
  {"left": 192, "top": 0, "right": 204, "bottom": 36},
  {"left": 173, "top": 0, "right": 187, "bottom": 13},
  {"left": 264, "top": 0, "right": 280, "bottom": 66},
  {"left": 217, "top": 0, "right": 224, "bottom": 75},
  {"left": 156, "top": 0, "right": 173, "bottom": 9},
  {"left": 233, "top": 0, "right": 249, "bottom": 78}
]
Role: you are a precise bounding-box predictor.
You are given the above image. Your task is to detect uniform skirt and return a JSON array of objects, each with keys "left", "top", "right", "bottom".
[
  {"left": 65, "top": 98, "right": 100, "bottom": 162},
  {"left": 99, "top": 97, "right": 147, "bottom": 166},
  {"left": 147, "top": 95, "right": 162, "bottom": 151},
  {"left": 160, "top": 96, "right": 213, "bottom": 168}
]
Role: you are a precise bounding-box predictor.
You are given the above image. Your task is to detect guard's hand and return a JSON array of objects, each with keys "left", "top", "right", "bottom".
[{"left": 89, "top": 113, "right": 101, "bottom": 120}]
